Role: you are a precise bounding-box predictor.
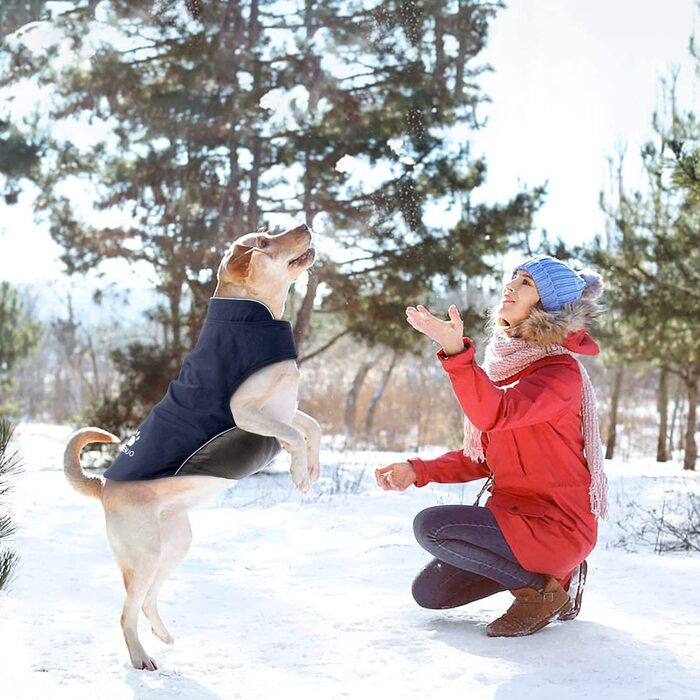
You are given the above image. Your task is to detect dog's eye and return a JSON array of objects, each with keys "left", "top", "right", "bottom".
[{"left": 257, "top": 237, "right": 269, "bottom": 249}]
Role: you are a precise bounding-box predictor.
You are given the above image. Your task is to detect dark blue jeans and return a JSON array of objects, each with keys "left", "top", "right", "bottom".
[{"left": 412, "top": 505, "right": 546, "bottom": 609}]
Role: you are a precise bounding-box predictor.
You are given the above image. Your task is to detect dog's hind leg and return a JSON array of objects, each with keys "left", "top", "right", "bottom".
[
  {"left": 106, "top": 508, "right": 162, "bottom": 671},
  {"left": 141, "top": 510, "right": 192, "bottom": 646}
]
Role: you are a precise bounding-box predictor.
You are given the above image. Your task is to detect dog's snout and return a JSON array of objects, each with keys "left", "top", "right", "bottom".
[{"left": 294, "top": 223, "right": 312, "bottom": 242}]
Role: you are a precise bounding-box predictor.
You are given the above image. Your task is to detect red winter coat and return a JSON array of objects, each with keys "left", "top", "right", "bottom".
[{"left": 409, "top": 331, "right": 599, "bottom": 583}]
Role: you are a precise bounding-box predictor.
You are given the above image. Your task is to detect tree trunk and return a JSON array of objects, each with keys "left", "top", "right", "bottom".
[
  {"left": 86, "top": 335, "right": 102, "bottom": 402},
  {"left": 657, "top": 366, "right": 669, "bottom": 462},
  {"left": 433, "top": 12, "right": 446, "bottom": 92},
  {"left": 669, "top": 373, "right": 683, "bottom": 451},
  {"left": 453, "top": 3, "right": 468, "bottom": 100},
  {"left": 683, "top": 373, "right": 698, "bottom": 471},
  {"left": 364, "top": 351, "right": 399, "bottom": 439},
  {"left": 248, "top": 136, "right": 261, "bottom": 229},
  {"left": 166, "top": 279, "right": 183, "bottom": 353},
  {"left": 293, "top": 273, "right": 319, "bottom": 357},
  {"left": 247, "top": 0, "right": 261, "bottom": 230},
  {"left": 343, "top": 357, "right": 375, "bottom": 447},
  {"left": 227, "top": 142, "right": 245, "bottom": 236},
  {"left": 605, "top": 366, "right": 624, "bottom": 460}
]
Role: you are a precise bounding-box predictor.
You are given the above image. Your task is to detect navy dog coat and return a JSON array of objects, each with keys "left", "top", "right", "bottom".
[{"left": 103, "top": 298, "right": 298, "bottom": 481}]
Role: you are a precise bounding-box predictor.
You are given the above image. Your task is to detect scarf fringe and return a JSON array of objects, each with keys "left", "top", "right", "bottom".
[{"left": 462, "top": 332, "right": 608, "bottom": 519}]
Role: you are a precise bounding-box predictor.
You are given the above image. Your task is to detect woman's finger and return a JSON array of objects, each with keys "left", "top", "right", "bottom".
[
  {"left": 405, "top": 315, "right": 422, "bottom": 329},
  {"left": 375, "top": 467, "right": 395, "bottom": 490},
  {"left": 406, "top": 308, "right": 432, "bottom": 327},
  {"left": 405, "top": 315, "right": 426, "bottom": 333},
  {"left": 417, "top": 305, "right": 437, "bottom": 321}
]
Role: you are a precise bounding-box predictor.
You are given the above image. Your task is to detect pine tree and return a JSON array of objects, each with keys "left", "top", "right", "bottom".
[
  {"left": 0, "top": 1, "right": 55, "bottom": 202},
  {"left": 0, "top": 282, "right": 42, "bottom": 407},
  {"left": 1, "top": 1, "right": 540, "bottom": 430},
  {"left": 585, "top": 76, "right": 700, "bottom": 470}
]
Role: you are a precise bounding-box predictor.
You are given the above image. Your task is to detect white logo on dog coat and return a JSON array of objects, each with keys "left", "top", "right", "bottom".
[{"left": 121, "top": 430, "right": 140, "bottom": 457}]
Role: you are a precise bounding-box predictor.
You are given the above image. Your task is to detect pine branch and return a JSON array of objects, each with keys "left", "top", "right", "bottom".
[
  {"left": 0, "top": 548, "right": 18, "bottom": 592},
  {"left": 0, "top": 417, "right": 21, "bottom": 594},
  {"left": 0, "top": 420, "right": 21, "bottom": 483},
  {"left": 0, "top": 513, "right": 16, "bottom": 541},
  {"left": 299, "top": 328, "right": 354, "bottom": 365}
]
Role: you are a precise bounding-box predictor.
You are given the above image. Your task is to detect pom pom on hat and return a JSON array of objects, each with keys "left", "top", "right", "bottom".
[{"left": 579, "top": 270, "right": 604, "bottom": 301}]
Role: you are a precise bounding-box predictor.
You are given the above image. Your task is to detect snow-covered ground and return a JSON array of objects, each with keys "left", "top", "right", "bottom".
[{"left": 2, "top": 423, "right": 699, "bottom": 699}]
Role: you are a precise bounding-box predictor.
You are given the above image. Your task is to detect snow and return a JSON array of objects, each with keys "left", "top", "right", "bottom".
[{"left": 2, "top": 423, "right": 700, "bottom": 699}]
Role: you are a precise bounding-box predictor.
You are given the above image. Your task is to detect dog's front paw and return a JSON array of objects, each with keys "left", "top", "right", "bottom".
[
  {"left": 151, "top": 625, "right": 174, "bottom": 646},
  {"left": 291, "top": 467, "right": 310, "bottom": 494}
]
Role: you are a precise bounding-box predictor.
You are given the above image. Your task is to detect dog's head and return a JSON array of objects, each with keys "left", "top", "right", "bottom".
[{"left": 217, "top": 223, "right": 316, "bottom": 291}]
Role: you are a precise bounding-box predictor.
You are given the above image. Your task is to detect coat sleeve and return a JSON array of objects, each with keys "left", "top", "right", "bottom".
[
  {"left": 409, "top": 450, "right": 490, "bottom": 488},
  {"left": 436, "top": 339, "right": 582, "bottom": 432}
]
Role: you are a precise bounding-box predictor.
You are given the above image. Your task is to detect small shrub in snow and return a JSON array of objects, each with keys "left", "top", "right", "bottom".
[
  {"left": 0, "top": 419, "right": 21, "bottom": 592},
  {"left": 614, "top": 493, "right": 700, "bottom": 554}
]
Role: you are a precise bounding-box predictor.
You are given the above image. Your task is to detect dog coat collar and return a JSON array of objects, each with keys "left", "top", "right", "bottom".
[{"left": 207, "top": 296, "right": 277, "bottom": 322}]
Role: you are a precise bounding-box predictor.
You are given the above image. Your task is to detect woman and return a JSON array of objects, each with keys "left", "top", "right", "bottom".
[{"left": 376, "top": 255, "right": 606, "bottom": 637}]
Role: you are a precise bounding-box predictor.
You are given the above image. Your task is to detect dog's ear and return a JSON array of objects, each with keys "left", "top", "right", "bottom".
[
  {"left": 218, "top": 243, "right": 255, "bottom": 284},
  {"left": 222, "top": 243, "right": 255, "bottom": 283}
]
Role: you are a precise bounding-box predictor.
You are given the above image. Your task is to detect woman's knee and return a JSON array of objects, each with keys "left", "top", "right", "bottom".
[
  {"left": 411, "top": 582, "right": 441, "bottom": 609},
  {"left": 411, "top": 568, "right": 443, "bottom": 609},
  {"left": 412, "top": 506, "right": 445, "bottom": 545}
]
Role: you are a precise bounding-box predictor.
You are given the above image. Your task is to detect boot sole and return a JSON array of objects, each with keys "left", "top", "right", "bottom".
[{"left": 486, "top": 600, "right": 570, "bottom": 637}]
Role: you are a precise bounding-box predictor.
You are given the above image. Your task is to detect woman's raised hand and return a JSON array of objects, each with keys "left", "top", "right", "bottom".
[
  {"left": 375, "top": 462, "right": 416, "bottom": 491},
  {"left": 405, "top": 304, "right": 464, "bottom": 355}
]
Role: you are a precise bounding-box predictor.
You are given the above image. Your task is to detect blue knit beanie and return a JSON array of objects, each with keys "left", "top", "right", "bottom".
[{"left": 514, "top": 255, "right": 586, "bottom": 311}]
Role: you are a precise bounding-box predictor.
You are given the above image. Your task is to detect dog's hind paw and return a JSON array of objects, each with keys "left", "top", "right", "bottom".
[{"left": 130, "top": 650, "right": 158, "bottom": 671}]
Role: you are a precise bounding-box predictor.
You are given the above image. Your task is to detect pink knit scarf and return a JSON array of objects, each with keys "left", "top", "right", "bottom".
[{"left": 462, "top": 331, "right": 608, "bottom": 519}]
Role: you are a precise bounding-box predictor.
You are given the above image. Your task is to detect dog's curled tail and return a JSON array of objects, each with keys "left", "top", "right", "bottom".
[{"left": 63, "top": 427, "right": 120, "bottom": 500}]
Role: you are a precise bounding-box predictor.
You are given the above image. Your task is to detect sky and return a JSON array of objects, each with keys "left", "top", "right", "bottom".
[
  {"left": 0, "top": 0, "right": 698, "bottom": 290},
  {"left": 471, "top": 0, "right": 699, "bottom": 245}
]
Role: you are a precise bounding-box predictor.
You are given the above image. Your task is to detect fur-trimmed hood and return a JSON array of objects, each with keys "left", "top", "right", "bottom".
[{"left": 496, "top": 270, "right": 605, "bottom": 352}]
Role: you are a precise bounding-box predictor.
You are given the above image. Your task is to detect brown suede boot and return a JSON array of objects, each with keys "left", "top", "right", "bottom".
[{"left": 486, "top": 576, "right": 569, "bottom": 637}]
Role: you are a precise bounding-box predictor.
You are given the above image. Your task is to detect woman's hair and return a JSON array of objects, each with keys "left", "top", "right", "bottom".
[{"left": 487, "top": 299, "right": 544, "bottom": 338}]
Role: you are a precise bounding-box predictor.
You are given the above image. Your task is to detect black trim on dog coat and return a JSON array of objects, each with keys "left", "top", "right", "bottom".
[{"left": 103, "top": 298, "right": 297, "bottom": 481}]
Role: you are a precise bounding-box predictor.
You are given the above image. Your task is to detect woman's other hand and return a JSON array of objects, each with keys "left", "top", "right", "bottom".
[
  {"left": 375, "top": 462, "right": 416, "bottom": 491},
  {"left": 405, "top": 304, "right": 464, "bottom": 356}
]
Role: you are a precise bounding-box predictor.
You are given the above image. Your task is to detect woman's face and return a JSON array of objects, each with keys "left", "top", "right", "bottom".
[{"left": 498, "top": 269, "right": 541, "bottom": 325}]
